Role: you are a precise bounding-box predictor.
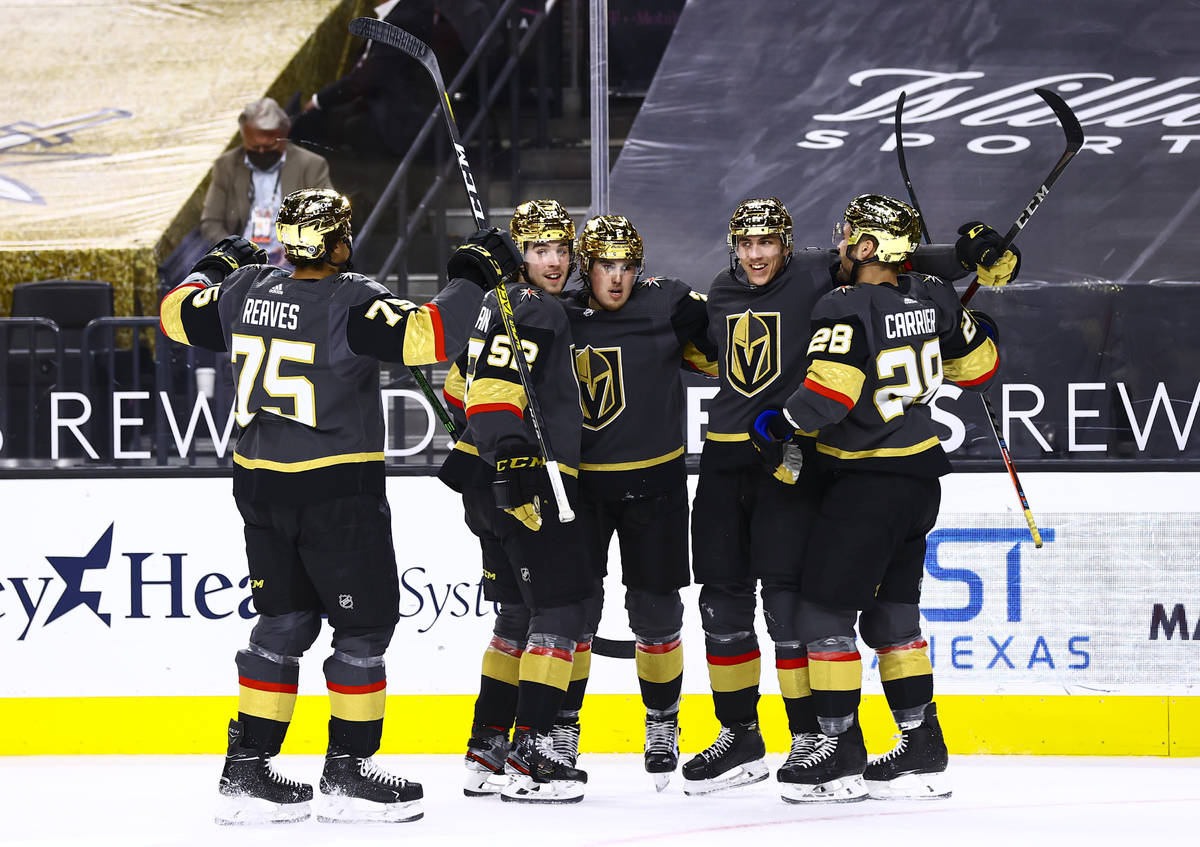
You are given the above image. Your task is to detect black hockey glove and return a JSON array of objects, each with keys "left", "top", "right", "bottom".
[
  {"left": 447, "top": 227, "right": 523, "bottom": 290},
  {"left": 493, "top": 446, "right": 546, "bottom": 531},
  {"left": 191, "top": 236, "right": 268, "bottom": 285},
  {"left": 748, "top": 408, "right": 804, "bottom": 485},
  {"left": 955, "top": 221, "right": 1021, "bottom": 287}
]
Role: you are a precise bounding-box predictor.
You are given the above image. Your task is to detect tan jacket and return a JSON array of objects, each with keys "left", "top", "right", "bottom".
[{"left": 199, "top": 143, "right": 332, "bottom": 244}]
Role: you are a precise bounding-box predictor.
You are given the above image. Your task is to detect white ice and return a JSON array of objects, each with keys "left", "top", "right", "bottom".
[{"left": 3, "top": 754, "right": 1197, "bottom": 846}]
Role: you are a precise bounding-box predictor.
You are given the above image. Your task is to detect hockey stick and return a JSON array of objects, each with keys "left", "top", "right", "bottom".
[
  {"left": 351, "top": 15, "right": 575, "bottom": 522},
  {"left": 894, "top": 90, "right": 1045, "bottom": 548},
  {"left": 959, "top": 87, "right": 1085, "bottom": 306}
]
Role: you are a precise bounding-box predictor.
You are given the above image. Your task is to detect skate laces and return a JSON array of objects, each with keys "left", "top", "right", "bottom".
[
  {"left": 698, "top": 727, "right": 735, "bottom": 762},
  {"left": 796, "top": 734, "right": 837, "bottom": 766},
  {"left": 534, "top": 733, "right": 575, "bottom": 767},
  {"left": 356, "top": 756, "right": 408, "bottom": 788},
  {"left": 645, "top": 718, "right": 678, "bottom": 755},
  {"left": 873, "top": 732, "right": 909, "bottom": 765},
  {"left": 262, "top": 754, "right": 306, "bottom": 790},
  {"left": 549, "top": 722, "right": 580, "bottom": 757},
  {"left": 783, "top": 732, "right": 819, "bottom": 765}
]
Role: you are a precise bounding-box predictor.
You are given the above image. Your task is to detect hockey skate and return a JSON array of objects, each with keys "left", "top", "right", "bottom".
[
  {"left": 215, "top": 720, "right": 312, "bottom": 825},
  {"left": 778, "top": 719, "right": 868, "bottom": 804},
  {"left": 317, "top": 744, "right": 423, "bottom": 823},
  {"left": 463, "top": 724, "right": 510, "bottom": 797},
  {"left": 644, "top": 713, "right": 680, "bottom": 792},
  {"left": 681, "top": 720, "right": 768, "bottom": 796},
  {"left": 775, "top": 730, "right": 822, "bottom": 782},
  {"left": 549, "top": 715, "right": 582, "bottom": 767},
  {"left": 864, "top": 702, "right": 951, "bottom": 800},
  {"left": 500, "top": 728, "right": 588, "bottom": 804}
]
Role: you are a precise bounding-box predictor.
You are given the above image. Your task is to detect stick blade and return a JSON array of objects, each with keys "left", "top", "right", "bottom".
[
  {"left": 349, "top": 16, "right": 431, "bottom": 64},
  {"left": 1033, "top": 87, "right": 1085, "bottom": 152}
]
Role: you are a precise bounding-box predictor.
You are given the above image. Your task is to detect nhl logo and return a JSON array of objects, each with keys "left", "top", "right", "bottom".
[
  {"left": 520, "top": 567, "right": 531, "bottom": 583},
  {"left": 339, "top": 594, "right": 354, "bottom": 610}
]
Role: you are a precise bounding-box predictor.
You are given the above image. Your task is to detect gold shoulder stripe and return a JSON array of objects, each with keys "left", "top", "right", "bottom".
[{"left": 401, "top": 303, "right": 447, "bottom": 365}]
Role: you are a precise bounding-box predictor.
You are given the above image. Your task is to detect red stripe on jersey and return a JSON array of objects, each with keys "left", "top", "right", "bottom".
[
  {"left": 804, "top": 376, "right": 855, "bottom": 411},
  {"left": 425, "top": 302, "right": 446, "bottom": 361},
  {"left": 443, "top": 391, "right": 465, "bottom": 410},
  {"left": 876, "top": 639, "right": 928, "bottom": 654},
  {"left": 575, "top": 640, "right": 592, "bottom": 653},
  {"left": 637, "top": 638, "right": 682, "bottom": 655},
  {"left": 955, "top": 355, "right": 1000, "bottom": 387},
  {"left": 326, "top": 679, "right": 387, "bottom": 695},
  {"left": 706, "top": 649, "right": 761, "bottom": 666},
  {"left": 527, "top": 645, "right": 573, "bottom": 662},
  {"left": 238, "top": 676, "right": 298, "bottom": 694},
  {"left": 809, "top": 650, "right": 861, "bottom": 663},
  {"left": 776, "top": 656, "right": 810, "bottom": 670},
  {"left": 466, "top": 402, "right": 524, "bottom": 419}
]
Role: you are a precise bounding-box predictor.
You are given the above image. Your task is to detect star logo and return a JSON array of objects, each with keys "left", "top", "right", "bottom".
[{"left": 44, "top": 524, "right": 113, "bottom": 627}]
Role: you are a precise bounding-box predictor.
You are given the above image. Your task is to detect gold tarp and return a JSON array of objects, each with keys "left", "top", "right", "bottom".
[{"left": 0, "top": 0, "right": 369, "bottom": 317}]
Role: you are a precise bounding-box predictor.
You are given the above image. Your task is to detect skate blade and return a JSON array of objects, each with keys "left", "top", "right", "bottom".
[
  {"left": 682, "top": 759, "right": 769, "bottom": 796},
  {"left": 463, "top": 769, "right": 508, "bottom": 797},
  {"left": 865, "top": 771, "right": 952, "bottom": 800},
  {"left": 500, "top": 775, "right": 585, "bottom": 804},
  {"left": 316, "top": 794, "right": 423, "bottom": 823},
  {"left": 781, "top": 775, "right": 868, "bottom": 804},
  {"left": 215, "top": 794, "right": 311, "bottom": 825},
  {"left": 652, "top": 771, "right": 672, "bottom": 793}
]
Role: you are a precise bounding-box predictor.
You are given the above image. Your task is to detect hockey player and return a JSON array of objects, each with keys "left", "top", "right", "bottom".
[
  {"left": 439, "top": 198, "right": 592, "bottom": 804},
  {"left": 159, "top": 188, "right": 519, "bottom": 824},
  {"left": 751, "top": 194, "right": 1000, "bottom": 802},
  {"left": 685, "top": 197, "right": 1017, "bottom": 796},
  {"left": 559, "top": 214, "right": 718, "bottom": 791}
]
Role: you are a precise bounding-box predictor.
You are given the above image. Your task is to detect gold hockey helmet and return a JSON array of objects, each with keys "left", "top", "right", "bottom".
[
  {"left": 509, "top": 199, "right": 577, "bottom": 250},
  {"left": 577, "top": 214, "right": 644, "bottom": 276},
  {"left": 841, "top": 194, "right": 922, "bottom": 264},
  {"left": 276, "top": 188, "right": 352, "bottom": 262},
  {"left": 728, "top": 197, "right": 794, "bottom": 252}
]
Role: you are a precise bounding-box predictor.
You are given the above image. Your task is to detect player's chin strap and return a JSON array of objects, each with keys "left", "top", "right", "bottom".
[{"left": 332, "top": 236, "right": 355, "bottom": 274}]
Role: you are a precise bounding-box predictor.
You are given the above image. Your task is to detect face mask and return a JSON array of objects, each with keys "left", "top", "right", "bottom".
[{"left": 246, "top": 149, "right": 282, "bottom": 170}]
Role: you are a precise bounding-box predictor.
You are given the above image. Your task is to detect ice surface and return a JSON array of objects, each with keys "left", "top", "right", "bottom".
[{"left": 3, "top": 754, "right": 1197, "bottom": 846}]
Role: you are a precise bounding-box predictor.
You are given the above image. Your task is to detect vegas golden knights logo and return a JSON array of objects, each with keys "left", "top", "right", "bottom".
[
  {"left": 726, "top": 310, "right": 781, "bottom": 396},
  {"left": 574, "top": 345, "right": 625, "bottom": 430}
]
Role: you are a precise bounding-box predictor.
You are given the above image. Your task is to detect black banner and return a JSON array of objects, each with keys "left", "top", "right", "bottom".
[{"left": 612, "top": 0, "right": 1200, "bottom": 462}]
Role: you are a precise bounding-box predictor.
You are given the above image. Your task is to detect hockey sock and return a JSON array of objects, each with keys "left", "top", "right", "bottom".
[
  {"left": 705, "top": 631, "right": 760, "bottom": 726},
  {"left": 807, "top": 635, "right": 862, "bottom": 734},
  {"left": 515, "top": 633, "right": 575, "bottom": 733},
  {"left": 876, "top": 639, "right": 933, "bottom": 723},
  {"left": 558, "top": 638, "right": 591, "bottom": 715},
  {"left": 235, "top": 647, "right": 298, "bottom": 754},
  {"left": 775, "top": 641, "right": 819, "bottom": 733},
  {"left": 635, "top": 632, "right": 683, "bottom": 712},
  {"left": 474, "top": 635, "right": 522, "bottom": 728},
  {"left": 324, "top": 652, "right": 386, "bottom": 757}
]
